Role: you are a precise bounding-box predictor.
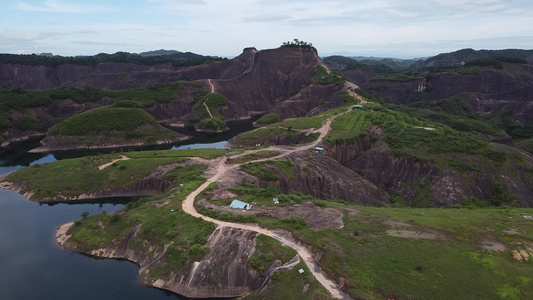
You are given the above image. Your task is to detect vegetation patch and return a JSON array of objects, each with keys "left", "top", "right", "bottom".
[
  {"left": 252, "top": 204, "right": 533, "bottom": 300},
  {"left": 240, "top": 160, "right": 295, "bottom": 181},
  {"left": 233, "top": 106, "right": 346, "bottom": 146},
  {"left": 370, "top": 74, "right": 422, "bottom": 82},
  {"left": 127, "top": 148, "right": 234, "bottom": 159},
  {"left": 324, "top": 108, "right": 372, "bottom": 143},
  {"left": 49, "top": 107, "right": 158, "bottom": 136},
  {"left": 243, "top": 262, "right": 332, "bottom": 300},
  {"left": 515, "top": 138, "right": 533, "bottom": 154},
  {"left": 256, "top": 113, "right": 280, "bottom": 125},
  {"left": 222, "top": 181, "right": 311, "bottom": 207},
  {"left": 248, "top": 234, "right": 296, "bottom": 272},
  {"left": 234, "top": 126, "right": 298, "bottom": 145},
  {"left": 14, "top": 115, "right": 47, "bottom": 132},
  {"left": 0, "top": 51, "right": 223, "bottom": 67},
  {"left": 5, "top": 154, "right": 185, "bottom": 199},
  {"left": 190, "top": 92, "right": 228, "bottom": 131},
  {"left": 392, "top": 93, "right": 502, "bottom": 135},
  {"left": 0, "top": 82, "right": 187, "bottom": 110},
  {"left": 313, "top": 66, "right": 349, "bottom": 85},
  {"left": 323, "top": 102, "right": 511, "bottom": 169},
  {"left": 162, "top": 164, "right": 208, "bottom": 184}
]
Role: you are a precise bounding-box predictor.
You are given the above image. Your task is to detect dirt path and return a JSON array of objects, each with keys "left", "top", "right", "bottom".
[
  {"left": 98, "top": 155, "right": 130, "bottom": 171},
  {"left": 182, "top": 112, "right": 351, "bottom": 299},
  {"left": 203, "top": 79, "right": 215, "bottom": 119},
  {"left": 208, "top": 79, "right": 215, "bottom": 93}
]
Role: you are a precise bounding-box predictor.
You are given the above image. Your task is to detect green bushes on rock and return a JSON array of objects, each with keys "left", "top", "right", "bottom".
[
  {"left": 257, "top": 113, "right": 280, "bottom": 125},
  {"left": 15, "top": 115, "right": 47, "bottom": 132},
  {"left": 49, "top": 107, "right": 158, "bottom": 136}
]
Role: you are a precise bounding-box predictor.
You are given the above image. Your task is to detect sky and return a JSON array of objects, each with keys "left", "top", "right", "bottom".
[{"left": 1, "top": 0, "right": 532, "bottom": 58}]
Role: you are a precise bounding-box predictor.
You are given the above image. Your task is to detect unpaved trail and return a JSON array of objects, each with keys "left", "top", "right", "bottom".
[
  {"left": 98, "top": 155, "right": 130, "bottom": 170},
  {"left": 207, "top": 79, "right": 215, "bottom": 93},
  {"left": 182, "top": 112, "right": 351, "bottom": 299},
  {"left": 203, "top": 79, "right": 215, "bottom": 119},
  {"left": 203, "top": 102, "right": 214, "bottom": 119}
]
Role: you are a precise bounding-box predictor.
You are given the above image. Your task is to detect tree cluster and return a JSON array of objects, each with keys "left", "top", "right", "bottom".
[{"left": 281, "top": 39, "right": 313, "bottom": 48}]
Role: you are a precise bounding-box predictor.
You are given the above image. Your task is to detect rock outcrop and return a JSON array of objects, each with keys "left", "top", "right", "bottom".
[
  {"left": 248, "top": 151, "right": 389, "bottom": 205},
  {"left": 60, "top": 224, "right": 284, "bottom": 299},
  {"left": 329, "top": 132, "right": 533, "bottom": 207}
]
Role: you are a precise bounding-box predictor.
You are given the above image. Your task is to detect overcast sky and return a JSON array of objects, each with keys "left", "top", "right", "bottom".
[{"left": 1, "top": 0, "right": 532, "bottom": 58}]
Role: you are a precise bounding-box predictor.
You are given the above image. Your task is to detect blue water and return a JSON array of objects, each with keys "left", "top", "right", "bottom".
[{"left": 172, "top": 140, "right": 229, "bottom": 150}]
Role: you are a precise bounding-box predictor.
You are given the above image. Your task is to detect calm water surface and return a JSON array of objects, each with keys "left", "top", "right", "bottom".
[{"left": 0, "top": 137, "right": 232, "bottom": 300}]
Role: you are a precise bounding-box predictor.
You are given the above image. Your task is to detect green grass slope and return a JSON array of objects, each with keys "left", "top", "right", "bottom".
[{"left": 44, "top": 107, "right": 179, "bottom": 148}]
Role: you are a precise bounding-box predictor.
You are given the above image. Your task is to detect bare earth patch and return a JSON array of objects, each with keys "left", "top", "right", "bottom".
[
  {"left": 386, "top": 229, "right": 445, "bottom": 240},
  {"left": 413, "top": 126, "right": 436, "bottom": 131},
  {"left": 478, "top": 235, "right": 507, "bottom": 252},
  {"left": 503, "top": 228, "right": 520, "bottom": 235},
  {"left": 385, "top": 219, "right": 412, "bottom": 228}
]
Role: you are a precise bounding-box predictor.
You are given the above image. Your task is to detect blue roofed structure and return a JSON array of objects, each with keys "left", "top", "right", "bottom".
[{"left": 230, "top": 199, "right": 251, "bottom": 210}]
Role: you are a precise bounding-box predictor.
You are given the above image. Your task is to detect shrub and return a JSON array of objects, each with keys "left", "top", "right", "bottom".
[{"left": 281, "top": 217, "right": 307, "bottom": 230}]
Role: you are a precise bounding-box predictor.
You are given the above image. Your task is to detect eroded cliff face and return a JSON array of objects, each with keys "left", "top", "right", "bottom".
[
  {"left": 251, "top": 151, "right": 390, "bottom": 205},
  {"left": 61, "top": 224, "right": 278, "bottom": 299},
  {"left": 329, "top": 132, "right": 533, "bottom": 207},
  {"left": 152, "top": 226, "right": 264, "bottom": 298}
]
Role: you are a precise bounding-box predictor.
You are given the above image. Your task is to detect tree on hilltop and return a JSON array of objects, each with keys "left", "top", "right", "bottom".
[{"left": 282, "top": 39, "right": 313, "bottom": 48}]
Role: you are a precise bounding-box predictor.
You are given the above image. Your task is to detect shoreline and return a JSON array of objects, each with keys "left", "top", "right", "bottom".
[{"left": 29, "top": 136, "right": 190, "bottom": 153}]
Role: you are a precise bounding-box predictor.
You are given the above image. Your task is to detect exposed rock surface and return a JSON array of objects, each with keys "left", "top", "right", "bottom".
[
  {"left": 154, "top": 226, "right": 264, "bottom": 298},
  {"left": 61, "top": 224, "right": 284, "bottom": 299},
  {"left": 329, "top": 132, "right": 533, "bottom": 207},
  {"left": 247, "top": 151, "right": 389, "bottom": 205}
]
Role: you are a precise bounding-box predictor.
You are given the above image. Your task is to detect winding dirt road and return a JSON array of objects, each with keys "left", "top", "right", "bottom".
[{"left": 182, "top": 112, "right": 351, "bottom": 299}]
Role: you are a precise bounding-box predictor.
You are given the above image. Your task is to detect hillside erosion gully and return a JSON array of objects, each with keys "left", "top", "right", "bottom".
[{"left": 181, "top": 111, "right": 351, "bottom": 299}]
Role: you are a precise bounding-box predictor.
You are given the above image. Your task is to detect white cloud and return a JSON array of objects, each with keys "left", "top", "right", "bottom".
[{"left": 16, "top": 1, "right": 109, "bottom": 13}]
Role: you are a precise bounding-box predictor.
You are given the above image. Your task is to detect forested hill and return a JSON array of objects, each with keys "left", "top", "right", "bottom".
[{"left": 0, "top": 51, "right": 225, "bottom": 67}]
